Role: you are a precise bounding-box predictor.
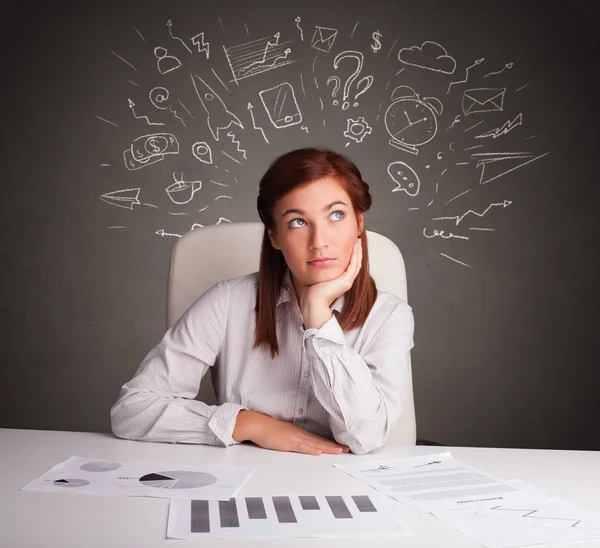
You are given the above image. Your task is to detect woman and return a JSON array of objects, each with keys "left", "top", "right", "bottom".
[{"left": 111, "top": 147, "right": 414, "bottom": 455}]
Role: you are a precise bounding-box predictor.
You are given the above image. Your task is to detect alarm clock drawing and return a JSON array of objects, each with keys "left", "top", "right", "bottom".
[{"left": 384, "top": 86, "right": 443, "bottom": 155}]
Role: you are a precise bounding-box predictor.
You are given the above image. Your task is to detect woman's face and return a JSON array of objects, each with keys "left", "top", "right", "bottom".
[{"left": 268, "top": 176, "right": 363, "bottom": 297}]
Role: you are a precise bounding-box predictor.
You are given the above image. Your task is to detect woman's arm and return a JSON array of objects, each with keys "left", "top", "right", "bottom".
[
  {"left": 303, "top": 302, "right": 415, "bottom": 455},
  {"left": 110, "top": 281, "right": 246, "bottom": 446}
]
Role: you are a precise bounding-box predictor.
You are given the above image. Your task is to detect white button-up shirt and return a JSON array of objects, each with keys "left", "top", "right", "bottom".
[{"left": 110, "top": 270, "right": 414, "bottom": 454}]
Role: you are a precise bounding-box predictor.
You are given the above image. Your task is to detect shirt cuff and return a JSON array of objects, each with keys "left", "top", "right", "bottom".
[
  {"left": 207, "top": 402, "right": 248, "bottom": 446},
  {"left": 303, "top": 315, "right": 346, "bottom": 358}
]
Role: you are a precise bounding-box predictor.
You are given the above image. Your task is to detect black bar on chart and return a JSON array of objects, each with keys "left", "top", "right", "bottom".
[
  {"left": 299, "top": 495, "right": 320, "bottom": 510},
  {"left": 245, "top": 497, "right": 267, "bottom": 519},
  {"left": 218, "top": 498, "right": 240, "bottom": 528},
  {"left": 190, "top": 500, "right": 210, "bottom": 533},
  {"left": 352, "top": 495, "right": 378, "bottom": 512},
  {"left": 326, "top": 496, "right": 353, "bottom": 519},
  {"left": 272, "top": 496, "right": 298, "bottom": 523}
]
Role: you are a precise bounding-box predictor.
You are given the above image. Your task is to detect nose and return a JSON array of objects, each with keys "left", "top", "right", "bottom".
[{"left": 309, "top": 222, "right": 329, "bottom": 250}]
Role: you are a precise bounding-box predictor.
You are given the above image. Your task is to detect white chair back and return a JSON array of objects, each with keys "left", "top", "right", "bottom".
[{"left": 167, "top": 222, "right": 416, "bottom": 444}]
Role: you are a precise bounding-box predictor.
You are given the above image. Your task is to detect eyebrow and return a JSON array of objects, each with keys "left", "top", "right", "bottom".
[{"left": 281, "top": 200, "right": 348, "bottom": 217}]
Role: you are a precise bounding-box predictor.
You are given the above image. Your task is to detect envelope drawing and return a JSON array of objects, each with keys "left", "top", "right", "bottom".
[
  {"left": 462, "top": 87, "right": 506, "bottom": 116},
  {"left": 311, "top": 26, "right": 338, "bottom": 53}
]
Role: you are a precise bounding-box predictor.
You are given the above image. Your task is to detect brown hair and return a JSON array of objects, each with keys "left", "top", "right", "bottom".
[{"left": 255, "top": 147, "right": 377, "bottom": 357}]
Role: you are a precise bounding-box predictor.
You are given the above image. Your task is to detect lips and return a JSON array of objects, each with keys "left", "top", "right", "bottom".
[{"left": 308, "top": 258, "right": 336, "bottom": 267}]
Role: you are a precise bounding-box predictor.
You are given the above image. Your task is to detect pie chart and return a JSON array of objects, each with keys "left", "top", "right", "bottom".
[
  {"left": 80, "top": 461, "right": 122, "bottom": 472},
  {"left": 139, "top": 471, "right": 217, "bottom": 490},
  {"left": 53, "top": 478, "right": 90, "bottom": 488}
]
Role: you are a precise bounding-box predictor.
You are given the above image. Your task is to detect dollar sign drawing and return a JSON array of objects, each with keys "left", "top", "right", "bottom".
[
  {"left": 371, "top": 30, "right": 382, "bottom": 53},
  {"left": 147, "top": 138, "right": 162, "bottom": 154}
]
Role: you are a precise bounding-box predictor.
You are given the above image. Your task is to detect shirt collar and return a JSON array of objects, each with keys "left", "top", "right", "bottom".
[{"left": 277, "top": 268, "right": 346, "bottom": 313}]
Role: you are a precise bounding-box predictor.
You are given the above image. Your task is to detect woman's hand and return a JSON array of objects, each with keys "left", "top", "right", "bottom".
[
  {"left": 300, "top": 239, "right": 363, "bottom": 329},
  {"left": 233, "top": 410, "right": 350, "bottom": 455}
]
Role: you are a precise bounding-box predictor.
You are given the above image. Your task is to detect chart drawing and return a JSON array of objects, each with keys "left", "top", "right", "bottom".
[
  {"left": 139, "top": 471, "right": 218, "bottom": 490},
  {"left": 53, "top": 478, "right": 90, "bottom": 488},
  {"left": 80, "top": 462, "right": 122, "bottom": 472},
  {"left": 223, "top": 32, "right": 295, "bottom": 84}
]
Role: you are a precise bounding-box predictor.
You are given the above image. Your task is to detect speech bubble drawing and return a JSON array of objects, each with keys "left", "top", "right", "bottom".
[{"left": 388, "top": 161, "right": 421, "bottom": 196}]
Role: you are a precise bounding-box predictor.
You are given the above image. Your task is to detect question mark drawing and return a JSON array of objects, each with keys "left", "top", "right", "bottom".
[
  {"left": 333, "top": 50, "right": 373, "bottom": 110},
  {"left": 327, "top": 76, "right": 341, "bottom": 105}
]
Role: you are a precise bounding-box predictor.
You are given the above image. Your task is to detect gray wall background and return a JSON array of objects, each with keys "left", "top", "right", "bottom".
[{"left": 1, "top": 0, "right": 598, "bottom": 449}]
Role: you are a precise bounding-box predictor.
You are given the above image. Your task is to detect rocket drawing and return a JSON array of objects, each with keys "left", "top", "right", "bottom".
[{"left": 190, "top": 72, "right": 244, "bottom": 141}]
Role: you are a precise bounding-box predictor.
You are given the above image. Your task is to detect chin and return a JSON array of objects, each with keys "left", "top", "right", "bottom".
[{"left": 307, "top": 268, "right": 343, "bottom": 283}]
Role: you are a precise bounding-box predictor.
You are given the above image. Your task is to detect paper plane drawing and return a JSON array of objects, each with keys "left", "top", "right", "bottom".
[
  {"left": 99, "top": 188, "right": 141, "bottom": 210},
  {"left": 470, "top": 151, "right": 551, "bottom": 184}
]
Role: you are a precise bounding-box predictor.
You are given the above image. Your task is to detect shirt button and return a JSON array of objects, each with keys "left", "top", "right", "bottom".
[
  {"left": 303, "top": 371, "right": 310, "bottom": 378},
  {"left": 297, "top": 408, "right": 304, "bottom": 416},
  {"left": 318, "top": 341, "right": 324, "bottom": 348}
]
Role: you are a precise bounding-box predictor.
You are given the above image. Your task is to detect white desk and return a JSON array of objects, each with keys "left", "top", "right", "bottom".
[{"left": 1, "top": 428, "right": 599, "bottom": 548}]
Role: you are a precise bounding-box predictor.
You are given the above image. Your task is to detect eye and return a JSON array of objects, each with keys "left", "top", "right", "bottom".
[
  {"left": 288, "top": 218, "right": 306, "bottom": 229},
  {"left": 330, "top": 210, "right": 345, "bottom": 222}
]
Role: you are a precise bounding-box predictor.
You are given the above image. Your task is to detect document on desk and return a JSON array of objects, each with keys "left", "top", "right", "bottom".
[
  {"left": 167, "top": 492, "right": 413, "bottom": 539},
  {"left": 334, "top": 452, "right": 546, "bottom": 513},
  {"left": 433, "top": 496, "right": 600, "bottom": 548},
  {"left": 21, "top": 456, "right": 254, "bottom": 501}
]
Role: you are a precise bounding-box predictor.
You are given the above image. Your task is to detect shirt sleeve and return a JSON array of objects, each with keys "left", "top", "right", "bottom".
[
  {"left": 302, "top": 301, "right": 414, "bottom": 455},
  {"left": 110, "top": 280, "right": 247, "bottom": 446}
]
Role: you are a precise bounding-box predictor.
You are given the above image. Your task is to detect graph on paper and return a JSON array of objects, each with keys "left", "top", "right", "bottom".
[{"left": 168, "top": 493, "right": 413, "bottom": 539}]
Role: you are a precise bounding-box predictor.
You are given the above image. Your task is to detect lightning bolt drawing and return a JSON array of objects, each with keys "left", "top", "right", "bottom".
[
  {"left": 475, "top": 114, "right": 522, "bottom": 139},
  {"left": 433, "top": 200, "right": 512, "bottom": 226},
  {"left": 247, "top": 102, "right": 269, "bottom": 144},
  {"left": 226, "top": 131, "right": 247, "bottom": 159},
  {"left": 191, "top": 32, "right": 209, "bottom": 58}
]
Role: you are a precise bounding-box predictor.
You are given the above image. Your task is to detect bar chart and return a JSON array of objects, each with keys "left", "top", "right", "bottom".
[{"left": 168, "top": 493, "right": 413, "bottom": 539}]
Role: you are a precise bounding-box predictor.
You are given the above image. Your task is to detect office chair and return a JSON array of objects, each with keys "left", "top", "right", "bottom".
[{"left": 166, "top": 222, "right": 417, "bottom": 445}]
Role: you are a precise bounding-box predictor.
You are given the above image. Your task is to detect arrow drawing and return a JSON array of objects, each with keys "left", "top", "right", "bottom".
[
  {"left": 247, "top": 102, "right": 269, "bottom": 143},
  {"left": 433, "top": 200, "right": 512, "bottom": 226},
  {"left": 128, "top": 99, "right": 164, "bottom": 126}
]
